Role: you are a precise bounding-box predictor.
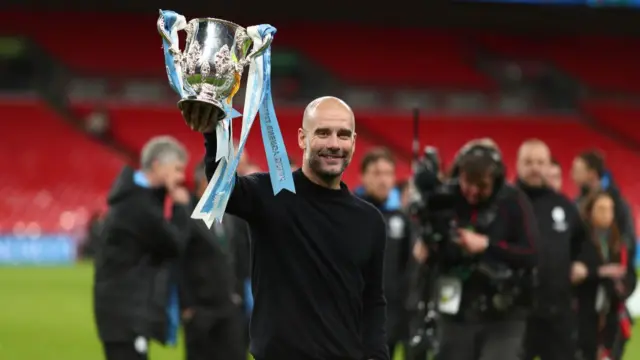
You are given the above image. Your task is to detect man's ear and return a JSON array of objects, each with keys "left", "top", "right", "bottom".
[{"left": 298, "top": 128, "right": 306, "bottom": 150}]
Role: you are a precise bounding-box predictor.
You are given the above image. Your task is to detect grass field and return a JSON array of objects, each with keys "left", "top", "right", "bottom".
[{"left": 0, "top": 263, "right": 638, "bottom": 360}]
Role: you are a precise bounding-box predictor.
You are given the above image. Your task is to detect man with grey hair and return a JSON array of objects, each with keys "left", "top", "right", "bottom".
[{"left": 94, "top": 135, "right": 191, "bottom": 360}]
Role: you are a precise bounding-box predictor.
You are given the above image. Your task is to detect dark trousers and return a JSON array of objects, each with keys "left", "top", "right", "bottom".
[
  {"left": 522, "top": 313, "right": 575, "bottom": 360},
  {"left": 184, "top": 311, "right": 245, "bottom": 360},
  {"left": 102, "top": 338, "right": 148, "bottom": 360},
  {"left": 436, "top": 319, "right": 525, "bottom": 360}
]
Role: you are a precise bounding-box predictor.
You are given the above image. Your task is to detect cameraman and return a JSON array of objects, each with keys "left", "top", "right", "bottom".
[
  {"left": 515, "top": 140, "right": 594, "bottom": 360},
  {"left": 434, "top": 142, "right": 539, "bottom": 360}
]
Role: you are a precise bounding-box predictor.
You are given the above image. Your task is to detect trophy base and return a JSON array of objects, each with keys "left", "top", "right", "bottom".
[{"left": 178, "top": 99, "right": 227, "bottom": 122}]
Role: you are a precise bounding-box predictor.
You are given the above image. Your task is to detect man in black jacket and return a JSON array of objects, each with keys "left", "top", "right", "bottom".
[
  {"left": 515, "top": 139, "right": 595, "bottom": 360},
  {"left": 435, "top": 141, "right": 539, "bottom": 360},
  {"left": 182, "top": 96, "right": 389, "bottom": 360},
  {"left": 93, "top": 136, "right": 191, "bottom": 360},
  {"left": 180, "top": 162, "right": 245, "bottom": 360},
  {"left": 356, "top": 147, "right": 413, "bottom": 359}
]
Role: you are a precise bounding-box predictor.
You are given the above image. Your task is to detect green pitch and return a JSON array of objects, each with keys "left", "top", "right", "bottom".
[{"left": 0, "top": 263, "right": 637, "bottom": 360}]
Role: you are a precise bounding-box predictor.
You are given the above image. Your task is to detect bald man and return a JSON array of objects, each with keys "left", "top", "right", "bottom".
[
  {"left": 515, "top": 139, "right": 594, "bottom": 360},
  {"left": 181, "top": 98, "right": 389, "bottom": 360}
]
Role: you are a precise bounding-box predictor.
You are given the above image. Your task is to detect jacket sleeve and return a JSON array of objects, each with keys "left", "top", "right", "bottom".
[
  {"left": 571, "top": 214, "right": 600, "bottom": 281},
  {"left": 485, "top": 189, "right": 538, "bottom": 268},
  {"left": 362, "top": 214, "right": 390, "bottom": 360},
  {"left": 204, "top": 132, "right": 264, "bottom": 222}
]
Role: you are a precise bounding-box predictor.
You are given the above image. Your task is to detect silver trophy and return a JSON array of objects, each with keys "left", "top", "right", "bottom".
[{"left": 158, "top": 15, "right": 272, "bottom": 120}]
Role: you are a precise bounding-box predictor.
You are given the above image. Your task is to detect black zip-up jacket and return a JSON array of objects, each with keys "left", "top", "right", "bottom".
[
  {"left": 440, "top": 181, "right": 539, "bottom": 320},
  {"left": 179, "top": 194, "right": 237, "bottom": 319},
  {"left": 93, "top": 167, "right": 190, "bottom": 343},
  {"left": 357, "top": 193, "right": 413, "bottom": 339},
  {"left": 516, "top": 180, "right": 594, "bottom": 314}
]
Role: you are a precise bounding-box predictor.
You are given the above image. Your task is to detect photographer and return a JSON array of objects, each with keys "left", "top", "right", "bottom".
[
  {"left": 426, "top": 141, "right": 539, "bottom": 360},
  {"left": 515, "top": 140, "right": 594, "bottom": 360}
]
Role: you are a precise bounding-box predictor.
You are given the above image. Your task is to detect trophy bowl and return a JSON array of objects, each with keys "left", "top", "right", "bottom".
[{"left": 159, "top": 16, "right": 271, "bottom": 123}]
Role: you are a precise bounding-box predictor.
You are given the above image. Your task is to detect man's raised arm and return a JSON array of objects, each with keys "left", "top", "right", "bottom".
[{"left": 202, "top": 132, "right": 264, "bottom": 222}]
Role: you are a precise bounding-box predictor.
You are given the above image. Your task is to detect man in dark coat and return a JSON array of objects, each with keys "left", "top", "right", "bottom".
[
  {"left": 93, "top": 136, "right": 191, "bottom": 360},
  {"left": 356, "top": 147, "right": 413, "bottom": 359},
  {"left": 179, "top": 161, "right": 245, "bottom": 360}
]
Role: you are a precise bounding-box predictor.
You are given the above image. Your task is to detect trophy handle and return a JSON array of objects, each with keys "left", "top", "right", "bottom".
[
  {"left": 157, "top": 11, "right": 184, "bottom": 58},
  {"left": 247, "top": 33, "right": 273, "bottom": 61}
]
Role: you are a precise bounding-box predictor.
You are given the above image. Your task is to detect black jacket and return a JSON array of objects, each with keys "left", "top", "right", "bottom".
[
  {"left": 223, "top": 213, "right": 252, "bottom": 307},
  {"left": 93, "top": 167, "right": 190, "bottom": 343},
  {"left": 517, "top": 180, "right": 593, "bottom": 313},
  {"left": 179, "top": 195, "right": 237, "bottom": 319},
  {"left": 440, "top": 181, "right": 539, "bottom": 320},
  {"left": 357, "top": 193, "right": 413, "bottom": 339}
]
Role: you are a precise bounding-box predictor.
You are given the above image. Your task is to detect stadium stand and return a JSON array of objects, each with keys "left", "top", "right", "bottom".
[
  {"left": 72, "top": 103, "right": 413, "bottom": 186},
  {"left": 476, "top": 34, "right": 640, "bottom": 93},
  {"left": 0, "top": 99, "right": 125, "bottom": 234},
  {"left": 582, "top": 99, "right": 640, "bottom": 144}
]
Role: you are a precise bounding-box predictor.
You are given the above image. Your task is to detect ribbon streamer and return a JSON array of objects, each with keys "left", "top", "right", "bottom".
[
  {"left": 158, "top": 10, "right": 189, "bottom": 98},
  {"left": 206, "top": 24, "right": 296, "bottom": 223}
]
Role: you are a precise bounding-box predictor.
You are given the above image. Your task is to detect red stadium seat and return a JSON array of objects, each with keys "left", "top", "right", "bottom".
[
  {"left": 583, "top": 100, "right": 640, "bottom": 145},
  {"left": 0, "top": 99, "right": 125, "bottom": 234},
  {"left": 476, "top": 34, "right": 640, "bottom": 93},
  {"left": 0, "top": 13, "right": 492, "bottom": 89}
]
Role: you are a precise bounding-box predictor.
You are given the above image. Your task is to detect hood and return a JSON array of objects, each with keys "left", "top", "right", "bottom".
[
  {"left": 107, "top": 166, "right": 166, "bottom": 205},
  {"left": 354, "top": 186, "right": 402, "bottom": 211}
]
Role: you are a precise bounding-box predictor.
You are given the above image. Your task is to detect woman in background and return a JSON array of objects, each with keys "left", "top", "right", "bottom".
[{"left": 576, "top": 191, "right": 634, "bottom": 360}]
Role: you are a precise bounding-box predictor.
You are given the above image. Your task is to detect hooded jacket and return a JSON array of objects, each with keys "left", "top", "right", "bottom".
[{"left": 93, "top": 167, "right": 190, "bottom": 343}]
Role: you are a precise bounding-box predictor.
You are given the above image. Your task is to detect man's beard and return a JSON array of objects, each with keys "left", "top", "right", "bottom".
[{"left": 308, "top": 151, "right": 350, "bottom": 183}]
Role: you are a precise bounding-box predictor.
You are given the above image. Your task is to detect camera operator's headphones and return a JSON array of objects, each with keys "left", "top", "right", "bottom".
[{"left": 450, "top": 144, "right": 506, "bottom": 184}]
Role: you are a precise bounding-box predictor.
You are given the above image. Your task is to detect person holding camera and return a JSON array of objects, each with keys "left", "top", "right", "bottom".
[
  {"left": 515, "top": 139, "right": 595, "bottom": 360},
  {"left": 433, "top": 141, "right": 539, "bottom": 360}
]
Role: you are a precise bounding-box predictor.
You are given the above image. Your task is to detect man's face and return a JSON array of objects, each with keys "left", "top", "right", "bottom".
[
  {"left": 571, "top": 158, "right": 591, "bottom": 187},
  {"left": 362, "top": 159, "right": 396, "bottom": 202},
  {"left": 155, "top": 159, "right": 186, "bottom": 190},
  {"left": 517, "top": 144, "right": 550, "bottom": 187},
  {"left": 299, "top": 113, "right": 356, "bottom": 182},
  {"left": 545, "top": 164, "right": 562, "bottom": 192},
  {"left": 459, "top": 172, "right": 494, "bottom": 205}
]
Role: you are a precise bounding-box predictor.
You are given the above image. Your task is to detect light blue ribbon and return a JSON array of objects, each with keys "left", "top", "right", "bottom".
[
  {"left": 158, "top": 10, "right": 191, "bottom": 98},
  {"left": 257, "top": 25, "right": 296, "bottom": 194},
  {"left": 207, "top": 25, "right": 295, "bottom": 221},
  {"left": 220, "top": 25, "right": 295, "bottom": 195}
]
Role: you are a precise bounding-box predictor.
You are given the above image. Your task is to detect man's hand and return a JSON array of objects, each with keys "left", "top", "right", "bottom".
[
  {"left": 412, "top": 241, "right": 428, "bottom": 263},
  {"left": 170, "top": 187, "right": 191, "bottom": 205},
  {"left": 457, "top": 229, "right": 489, "bottom": 254},
  {"left": 179, "top": 101, "right": 222, "bottom": 133},
  {"left": 598, "top": 263, "right": 627, "bottom": 280},
  {"left": 570, "top": 261, "right": 588, "bottom": 284}
]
